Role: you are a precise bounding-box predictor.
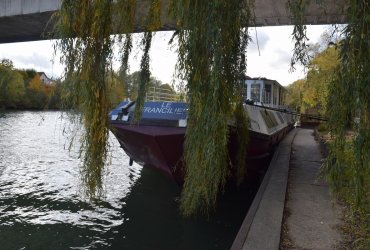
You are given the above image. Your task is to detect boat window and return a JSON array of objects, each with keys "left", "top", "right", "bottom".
[
  {"left": 243, "top": 84, "right": 248, "bottom": 100},
  {"left": 268, "top": 111, "right": 278, "bottom": 126},
  {"left": 251, "top": 84, "right": 261, "bottom": 102},
  {"left": 260, "top": 110, "right": 279, "bottom": 128},
  {"left": 276, "top": 112, "right": 285, "bottom": 123},
  {"left": 278, "top": 87, "right": 282, "bottom": 105},
  {"left": 273, "top": 87, "right": 277, "bottom": 105},
  {"left": 263, "top": 84, "right": 271, "bottom": 104}
]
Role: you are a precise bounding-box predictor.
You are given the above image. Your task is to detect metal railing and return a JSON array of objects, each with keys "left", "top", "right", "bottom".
[{"left": 146, "top": 86, "right": 183, "bottom": 102}]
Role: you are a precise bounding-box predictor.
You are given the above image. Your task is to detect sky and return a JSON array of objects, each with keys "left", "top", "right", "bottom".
[{"left": 0, "top": 25, "right": 330, "bottom": 87}]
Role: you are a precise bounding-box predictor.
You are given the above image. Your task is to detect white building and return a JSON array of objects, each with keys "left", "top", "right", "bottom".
[{"left": 37, "top": 72, "right": 55, "bottom": 85}]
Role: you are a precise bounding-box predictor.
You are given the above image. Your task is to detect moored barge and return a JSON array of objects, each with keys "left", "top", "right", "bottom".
[{"left": 109, "top": 77, "right": 294, "bottom": 183}]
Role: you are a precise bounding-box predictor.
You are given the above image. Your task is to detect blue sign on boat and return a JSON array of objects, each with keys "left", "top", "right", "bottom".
[
  {"left": 142, "top": 102, "right": 187, "bottom": 120},
  {"left": 110, "top": 101, "right": 187, "bottom": 120}
]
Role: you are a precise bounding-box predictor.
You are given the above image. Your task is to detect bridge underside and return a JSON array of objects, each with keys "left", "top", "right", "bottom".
[
  {"left": 0, "top": 0, "right": 347, "bottom": 44},
  {"left": 0, "top": 11, "right": 54, "bottom": 43}
]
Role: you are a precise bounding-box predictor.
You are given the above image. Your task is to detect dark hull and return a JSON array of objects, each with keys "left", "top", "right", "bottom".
[{"left": 110, "top": 122, "right": 292, "bottom": 183}]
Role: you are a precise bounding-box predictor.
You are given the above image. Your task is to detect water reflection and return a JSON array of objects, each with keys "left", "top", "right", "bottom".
[
  {"left": 0, "top": 111, "right": 142, "bottom": 249},
  {"left": 0, "top": 111, "right": 255, "bottom": 249},
  {"left": 114, "top": 167, "right": 257, "bottom": 250}
]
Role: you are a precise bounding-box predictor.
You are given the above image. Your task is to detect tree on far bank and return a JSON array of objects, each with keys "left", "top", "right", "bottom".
[
  {"left": 24, "top": 74, "right": 48, "bottom": 109},
  {"left": 0, "top": 59, "right": 25, "bottom": 108}
]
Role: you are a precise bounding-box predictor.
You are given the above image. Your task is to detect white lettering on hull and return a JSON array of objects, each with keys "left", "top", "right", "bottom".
[{"left": 142, "top": 103, "right": 186, "bottom": 115}]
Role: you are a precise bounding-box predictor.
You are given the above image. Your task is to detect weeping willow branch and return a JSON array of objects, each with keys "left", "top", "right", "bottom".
[
  {"left": 55, "top": 0, "right": 115, "bottom": 198},
  {"left": 55, "top": 0, "right": 368, "bottom": 219},
  {"left": 172, "top": 0, "right": 252, "bottom": 216},
  {"left": 288, "top": 0, "right": 311, "bottom": 70},
  {"left": 133, "top": 32, "right": 153, "bottom": 121},
  {"left": 323, "top": 0, "right": 369, "bottom": 213},
  {"left": 56, "top": 0, "right": 252, "bottom": 215},
  {"left": 116, "top": 0, "right": 135, "bottom": 82},
  {"left": 55, "top": 0, "right": 164, "bottom": 198},
  {"left": 235, "top": 26, "right": 251, "bottom": 186},
  {"left": 118, "top": 33, "right": 132, "bottom": 97},
  {"left": 133, "top": 0, "right": 161, "bottom": 121}
]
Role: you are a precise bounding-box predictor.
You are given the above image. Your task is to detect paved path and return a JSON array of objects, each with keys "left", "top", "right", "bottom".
[
  {"left": 232, "top": 129, "right": 297, "bottom": 250},
  {"left": 285, "top": 128, "right": 343, "bottom": 249}
]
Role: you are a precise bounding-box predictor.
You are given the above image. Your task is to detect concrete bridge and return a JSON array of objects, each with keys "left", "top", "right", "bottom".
[{"left": 0, "top": 0, "right": 347, "bottom": 44}]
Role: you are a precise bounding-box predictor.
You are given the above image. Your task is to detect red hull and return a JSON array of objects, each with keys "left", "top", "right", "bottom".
[{"left": 111, "top": 123, "right": 292, "bottom": 183}]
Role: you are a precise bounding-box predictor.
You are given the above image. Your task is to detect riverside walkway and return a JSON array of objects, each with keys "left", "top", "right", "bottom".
[
  {"left": 232, "top": 128, "right": 343, "bottom": 250},
  {"left": 282, "top": 128, "right": 343, "bottom": 249}
]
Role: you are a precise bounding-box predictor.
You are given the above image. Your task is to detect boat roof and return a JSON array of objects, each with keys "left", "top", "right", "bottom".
[{"left": 244, "top": 75, "right": 285, "bottom": 90}]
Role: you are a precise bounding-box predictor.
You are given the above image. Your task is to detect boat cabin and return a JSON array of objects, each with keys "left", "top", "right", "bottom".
[{"left": 244, "top": 77, "right": 286, "bottom": 107}]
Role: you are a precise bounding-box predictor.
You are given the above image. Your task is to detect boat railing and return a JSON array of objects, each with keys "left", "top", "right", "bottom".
[{"left": 146, "top": 86, "right": 184, "bottom": 102}]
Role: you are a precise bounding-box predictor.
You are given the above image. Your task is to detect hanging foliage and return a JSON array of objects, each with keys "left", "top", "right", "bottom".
[
  {"left": 288, "top": 0, "right": 311, "bottom": 70},
  {"left": 54, "top": 0, "right": 367, "bottom": 218},
  {"left": 54, "top": 0, "right": 163, "bottom": 199},
  {"left": 171, "top": 0, "right": 252, "bottom": 216},
  {"left": 55, "top": 0, "right": 251, "bottom": 215},
  {"left": 133, "top": 0, "right": 161, "bottom": 121},
  {"left": 322, "top": 0, "right": 369, "bottom": 214},
  {"left": 287, "top": 0, "right": 369, "bottom": 226},
  {"left": 54, "top": 0, "right": 115, "bottom": 198},
  {"left": 287, "top": 1, "right": 369, "bottom": 245}
]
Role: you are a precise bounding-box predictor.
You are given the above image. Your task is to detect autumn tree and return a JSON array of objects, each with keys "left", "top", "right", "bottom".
[
  {"left": 304, "top": 46, "right": 339, "bottom": 115},
  {"left": 286, "top": 79, "right": 305, "bottom": 112},
  {"left": 25, "top": 74, "right": 48, "bottom": 109},
  {"left": 0, "top": 60, "right": 63, "bottom": 110},
  {"left": 17, "top": 69, "right": 37, "bottom": 87},
  {"left": 48, "top": 80, "right": 63, "bottom": 110},
  {"left": 286, "top": 45, "right": 339, "bottom": 116},
  {"left": 0, "top": 59, "right": 25, "bottom": 108}
]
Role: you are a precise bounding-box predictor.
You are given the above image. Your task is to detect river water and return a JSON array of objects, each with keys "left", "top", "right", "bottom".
[{"left": 0, "top": 111, "right": 257, "bottom": 250}]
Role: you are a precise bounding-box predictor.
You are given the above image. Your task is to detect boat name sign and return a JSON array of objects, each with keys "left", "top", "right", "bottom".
[
  {"left": 110, "top": 101, "right": 187, "bottom": 121},
  {"left": 142, "top": 102, "right": 187, "bottom": 120}
]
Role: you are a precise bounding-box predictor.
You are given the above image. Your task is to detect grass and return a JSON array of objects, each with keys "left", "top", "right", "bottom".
[{"left": 315, "top": 127, "right": 370, "bottom": 250}]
